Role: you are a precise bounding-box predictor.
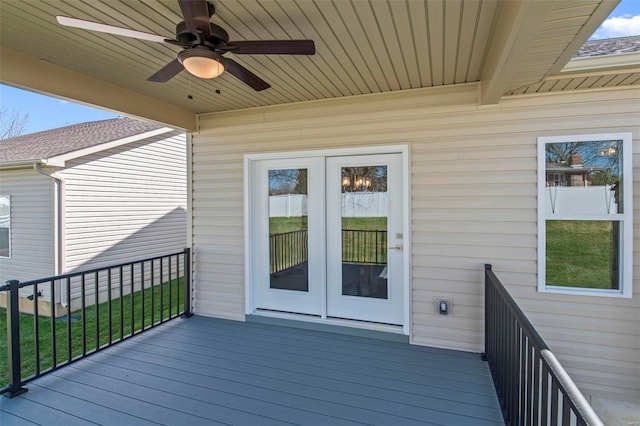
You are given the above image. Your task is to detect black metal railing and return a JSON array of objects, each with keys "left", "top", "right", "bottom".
[
  {"left": 269, "top": 229, "right": 388, "bottom": 275},
  {"left": 1, "top": 248, "right": 192, "bottom": 397},
  {"left": 484, "top": 264, "right": 603, "bottom": 426},
  {"left": 270, "top": 230, "right": 308, "bottom": 274},
  {"left": 342, "top": 229, "right": 387, "bottom": 265}
]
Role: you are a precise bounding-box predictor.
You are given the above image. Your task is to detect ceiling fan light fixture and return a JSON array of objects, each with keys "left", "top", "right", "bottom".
[{"left": 178, "top": 48, "right": 224, "bottom": 79}]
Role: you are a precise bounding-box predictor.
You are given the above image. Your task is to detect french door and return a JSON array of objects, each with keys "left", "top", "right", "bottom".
[
  {"left": 251, "top": 157, "right": 324, "bottom": 316},
  {"left": 249, "top": 152, "right": 405, "bottom": 325},
  {"left": 326, "top": 154, "right": 403, "bottom": 324}
]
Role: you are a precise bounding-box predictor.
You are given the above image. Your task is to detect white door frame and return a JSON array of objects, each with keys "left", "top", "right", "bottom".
[{"left": 244, "top": 145, "right": 411, "bottom": 335}]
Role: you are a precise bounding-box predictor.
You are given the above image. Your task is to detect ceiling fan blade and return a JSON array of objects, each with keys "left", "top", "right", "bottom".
[
  {"left": 178, "top": 0, "right": 212, "bottom": 39},
  {"left": 226, "top": 40, "right": 315, "bottom": 55},
  {"left": 56, "top": 16, "right": 171, "bottom": 44},
  {"left": 147, "top": 58, "right": 184, "bottom": 82},
  {"left": 219, "top": 57, "right": 270, "bottom": 91}
]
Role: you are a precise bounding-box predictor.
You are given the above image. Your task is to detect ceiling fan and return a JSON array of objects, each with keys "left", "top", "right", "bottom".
[{"left": 56, "top": 0, "right": 316, "bottom": 91}]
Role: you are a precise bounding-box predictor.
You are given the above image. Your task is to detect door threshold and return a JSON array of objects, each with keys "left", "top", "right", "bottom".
[{"left": 249, "top": 310, "right": 408, "bottom": 341}]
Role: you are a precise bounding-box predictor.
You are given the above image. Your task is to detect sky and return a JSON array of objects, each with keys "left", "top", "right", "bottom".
[
  {"left": 0, "top": 86, "right": 120, "bottom": 136},
  {"left": 1, "top": 0, "right": 638, "bottom": 136},
  {"left": 590, "top": 0, "right": 640, "bottom": 40}
]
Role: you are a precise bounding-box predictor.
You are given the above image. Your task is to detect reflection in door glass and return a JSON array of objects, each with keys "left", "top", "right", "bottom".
[
  {"left": 269, "top": 169, "right": 309, "bottom": 291},
  {"left": 340, "top": 166, "right": 388, "bottom": 299}
]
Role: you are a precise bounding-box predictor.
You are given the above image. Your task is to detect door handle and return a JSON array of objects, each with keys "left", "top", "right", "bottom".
[{"left": 388, "top": 244, "right": 403, "bottom": 251}]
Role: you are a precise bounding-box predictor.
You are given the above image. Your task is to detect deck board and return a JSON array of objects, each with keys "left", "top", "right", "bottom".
[
  {"left": 22, "top": 381, "right": 161, "bottom": 426},
  {"left": 1, "top": 316, "right": 504, "bottom": 425}
]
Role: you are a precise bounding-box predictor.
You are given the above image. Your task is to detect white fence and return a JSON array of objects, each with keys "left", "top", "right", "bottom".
[
  {"left": 340, "top": 192, "right": 388, "bottom": 217},
  {"left": 269, "top": 194, "right": 308, "bottom": 217},
  {"left": 269, "top": 192, "right": 388, "bottom": 217},
  {"left": 544, "top": 185, "right": 618, "bottom": 215}
]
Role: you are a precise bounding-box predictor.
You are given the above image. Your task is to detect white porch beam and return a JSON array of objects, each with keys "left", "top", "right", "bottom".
[
  {"left": 0, "top": 47, "right": 196, "bottom": 131},
  {"left": 479, "top": 0, "right": 554, "bottom": 105}
]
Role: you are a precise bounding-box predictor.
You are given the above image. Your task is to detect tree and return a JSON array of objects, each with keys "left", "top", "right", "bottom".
[
  {"left": 0, "top": 107, "right": 30, "bottom": 140},
  {"left": 545, "top": 140, "right": 621, "bottom": 174},
  {"left": 269, "top": 169, "right": 307, "bottom": 195}
]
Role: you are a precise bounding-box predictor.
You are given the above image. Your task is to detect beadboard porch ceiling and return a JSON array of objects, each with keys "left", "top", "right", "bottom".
[{"left": 0, "top": 0, "right": 626, "bottom": 130}]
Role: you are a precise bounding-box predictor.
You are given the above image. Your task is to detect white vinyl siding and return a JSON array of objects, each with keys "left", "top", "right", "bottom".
[
  {"left": 0, "top": 170, "right": 55, "bottom": 284},
  {"left": 192, "top": 83, "right": 639, "bottom": 404},
  {"left": 60, "top": 131, "right": 187, "bottom": 292}
]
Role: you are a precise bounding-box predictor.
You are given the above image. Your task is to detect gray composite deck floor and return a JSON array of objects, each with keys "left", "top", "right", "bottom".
[{"left": 0, "top": 315, "right": 504, "bottom": 426}]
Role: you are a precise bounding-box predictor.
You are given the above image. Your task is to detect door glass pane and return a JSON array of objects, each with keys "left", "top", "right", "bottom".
[
  {"left": 269, "top": 169, "right": 309, "bottom": 291},
  {"left": 340, "top": 166, "right": 388, "bottom": 299}
]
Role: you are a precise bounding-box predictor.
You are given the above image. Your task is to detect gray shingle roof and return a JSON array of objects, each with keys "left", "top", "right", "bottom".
[
  {"left": 575, "top": 35, "right": 640, "bottom": 58},
  {"left": 0, "top": 117, "right": 164, "bottom": 163}
]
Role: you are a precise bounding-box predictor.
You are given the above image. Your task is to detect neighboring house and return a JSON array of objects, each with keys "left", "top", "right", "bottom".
[
  {"left": 1, "top": 1, "right": 639, "bottom": 423},
  {"left": 0, "top": 117, "right": 187, "bottom": 313},
  {"left": 545, "top": 152, "right": 601, "bottom": 187}
]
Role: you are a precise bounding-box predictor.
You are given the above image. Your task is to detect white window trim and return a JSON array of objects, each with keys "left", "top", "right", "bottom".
[
  {"left": 537, "top": 133, "right": 633, "bottom": 298},
  {"left": 0, "top": 195, "right": 10, "bottom": 259}
]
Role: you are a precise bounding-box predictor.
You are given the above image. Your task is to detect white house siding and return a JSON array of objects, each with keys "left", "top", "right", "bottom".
[
  {"left": 60, "top": 130, "right": 187, "bottom": 301},
  {"left": 192, "top": 84, "right": 640, "bottom": 404},
  {"left": 0, "top": 169, "right": 55, "bottom": 298}
]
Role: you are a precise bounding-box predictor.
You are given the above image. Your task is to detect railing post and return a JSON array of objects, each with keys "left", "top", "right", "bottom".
[
  {"left": 5, "top": 280, "right": 28, "bottom": 397},
  {"left": 181, "top": 248, "right": 193, "bottom": 318},
  {"left": 481, "top": 264, "right": 491, "bottom": 361}
]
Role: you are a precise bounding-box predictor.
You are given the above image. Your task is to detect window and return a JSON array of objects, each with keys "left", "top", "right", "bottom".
[
  {"left": 0, "top": 195, "right": 10, "bottom": 258},
  {"left": 538, "top": 133, "right": 632, "bottom": 297}
]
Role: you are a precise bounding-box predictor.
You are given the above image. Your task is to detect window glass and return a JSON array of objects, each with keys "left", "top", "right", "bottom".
[
  {"left": 0, "top": 196, "right": 10, "bottom": 258},
  {"left": 268, "top": 169, "right": 309, "bottom": 292},
  {"left": 545, "top": 220, "right": 619, "bottom": 290},
  {"left": 340, "top": 165, "right": 388, "bottom": 299},
  {"left": 538, "top": 134, "right": 632, "bottom": 297},
  {"left": 544, "top": 139, "right": 623, "bottom": 214}
]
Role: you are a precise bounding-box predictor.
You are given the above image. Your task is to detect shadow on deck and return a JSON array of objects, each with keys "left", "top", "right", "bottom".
[{"left": 0, "top": 316, "right": 504, "bottom": 425}]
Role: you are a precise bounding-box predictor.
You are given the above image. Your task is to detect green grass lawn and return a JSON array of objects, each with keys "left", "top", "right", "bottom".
[
  {"left": 546, "top": 220, "right": 617, "bottom": 289},
  {"left": 269, "top": 217, "right": 387, "bottom": 234},
  {"left": 269, "top": 217, "right": 308, "bottom": 234},
  {"left": 342, "top": 217, "right": 386, "bottom": 231},
  {"left": 0, "top": 279, "right": 184, "bottom": 387}
]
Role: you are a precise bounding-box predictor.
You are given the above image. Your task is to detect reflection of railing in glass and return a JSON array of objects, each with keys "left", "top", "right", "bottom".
[
  {"left": 341, "top": 229, "right": 388, "bottom": 299},
  {"left": 341, "top": 230, "right": 387, "bottom": 265},
  {"left": 269, "top": 229, "right": 387, "bottom": 275},
  {"left": 269, "top": 230, "right": 308, "bottom": 275}
]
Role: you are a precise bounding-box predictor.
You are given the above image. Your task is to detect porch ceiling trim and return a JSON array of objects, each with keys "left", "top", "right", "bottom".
[
  {"left": 547, "top": 1, "right": 622, "bottom": 76},
  {"left": 559, "top": 52, "right": 640, "bottom": 75},
  {"left": 480, "top": 0, "right": 554, "bottom": 105},
  {"left": 1, "top": 47, "right": 196, "bottom": 131}
]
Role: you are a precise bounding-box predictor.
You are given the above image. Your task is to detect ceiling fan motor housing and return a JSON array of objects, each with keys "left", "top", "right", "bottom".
[
  {"left": 175, "top": 21, "right": 229, "bottom": 46},
  {"left": 178, "top": 45, "right": 222, "bottom": 63}
]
